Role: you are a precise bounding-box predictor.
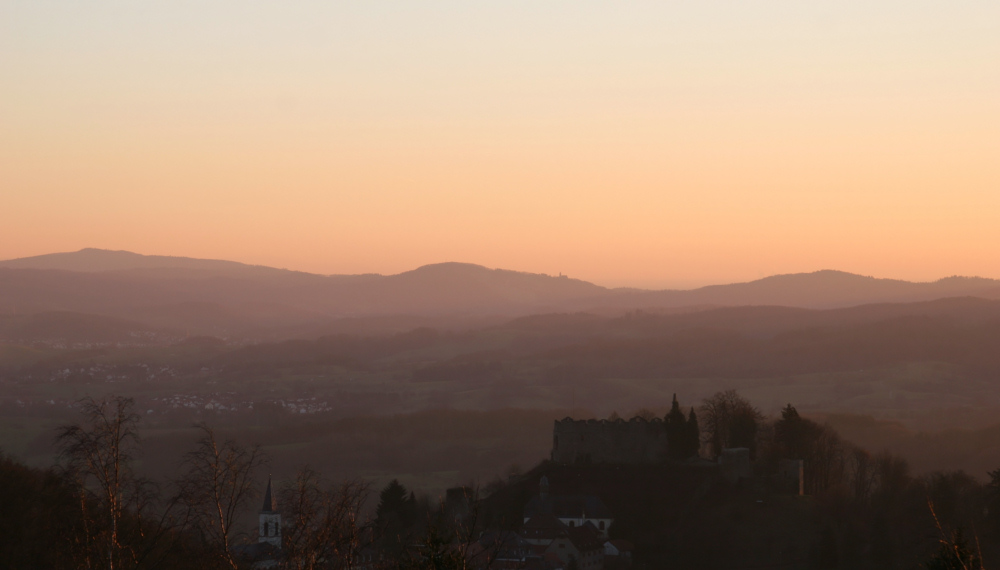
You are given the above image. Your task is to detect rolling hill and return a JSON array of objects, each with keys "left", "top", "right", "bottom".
[{"left": 2, "top": 249, "right": 1000, "bottom": 339}]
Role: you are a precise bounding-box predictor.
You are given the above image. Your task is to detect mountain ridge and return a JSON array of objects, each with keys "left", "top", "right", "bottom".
[
  {"left": 4, "top": 248, "right": 995, "bottom": 288},
  {"left": 2, "top": 249, "right": 1000, "bottom": 338}
]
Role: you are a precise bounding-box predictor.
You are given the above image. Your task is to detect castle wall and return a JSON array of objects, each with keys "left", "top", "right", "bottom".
[{"left": 551, "top": 417, "right": 668, "bottom": 464}]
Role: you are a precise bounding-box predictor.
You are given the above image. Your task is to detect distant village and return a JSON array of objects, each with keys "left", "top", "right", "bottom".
[
  {"left": 241, "top": 394, "right": 806, "bottom": 569},
  {"left": 1, "top": 388, "right": 990, "bottom": 569}
]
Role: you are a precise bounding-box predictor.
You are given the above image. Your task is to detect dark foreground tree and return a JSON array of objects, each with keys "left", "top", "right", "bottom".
[
  {"left": 177, "top": 424, "right": 266, "bottom": 570},
  {"left": 57, "top": 396, "right": 175, "bottom": 570},
  {"left": 926, "top": 527, "right": 983, "bottom": 570},
  {"left": 279, "top": 466, "right": 370, "bottom": 570},
  {"left": 0, "top": 453, "right": 81, "bottom": 569},
  {"left": 399, "top": 488, "right": 506, "bottom": 570}
]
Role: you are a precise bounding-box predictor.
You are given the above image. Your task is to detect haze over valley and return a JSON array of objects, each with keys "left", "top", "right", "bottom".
[
  {"left": 4, "top": 249, "right": 1000, "bottom": 483},
  {"left": 4, "top": 2, "right": 1000, "bottom": 567},
  {"left": 5, "top": 248, "right": 1000, "bottom": 341}
]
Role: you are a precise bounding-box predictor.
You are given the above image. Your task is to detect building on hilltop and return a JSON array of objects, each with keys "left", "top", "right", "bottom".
[
  {"left": 520, "top": 513, "right": 606, "bottom": 570},
  {"left": 524, "top": 476, "right": 614, "bottom": 540},
  {"left": 520, "top": 514, "right": 605, "bottom": 570},
  {"left": 551, "top": 416, "right": 668, "bottom": 465}
]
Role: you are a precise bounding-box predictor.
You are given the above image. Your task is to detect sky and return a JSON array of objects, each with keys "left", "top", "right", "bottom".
[{"left": 1, "top": 1, "right": 998, "bottom": 289}]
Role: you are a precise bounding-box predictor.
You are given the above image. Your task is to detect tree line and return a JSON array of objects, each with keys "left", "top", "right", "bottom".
[
  {"left": 4, "top": 391, "right": 1000, "bottom": 569},
  {"left": 0, "top": 395, "right": 508, "bottom": 570}
]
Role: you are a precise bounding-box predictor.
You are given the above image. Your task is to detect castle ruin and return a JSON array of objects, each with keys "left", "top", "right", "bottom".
[{"left": 551, "top": 417, "right": 668, "bottom": 464}]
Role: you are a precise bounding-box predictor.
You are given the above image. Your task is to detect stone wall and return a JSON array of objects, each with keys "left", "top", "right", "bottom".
[{"left": 551, "top": 417, "right": 668, "bottom": 464}]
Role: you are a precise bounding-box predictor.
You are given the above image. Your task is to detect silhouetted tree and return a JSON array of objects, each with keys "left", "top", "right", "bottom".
[
  {"left": 700, "top": 390, "right": 763, "bottom": 458},
  {"left": 0, "top": 453, "right": 81, "bottom": 568},
  {"left": 685, "top": 408, "right": 701, "bottom": 458},
  {"left": 399, "top": 487, "right": 503, "bottom": 570},
  {"left": 279, "top": 467, "right": 370, "bottom": 570},
  {"left": 177, "top": 424, "right": 266, "bottom": 570},
  {"left": 665, "top": 394, "right": 688, "bottom": 460},
  {"left": 774, "top": 404, "right": 823, "bottom": 460},
  {"left": 986, "top": 467, "right": 1000, "bottom": 533},
  {"left": 57, "top": 396, "right": 173, "bottom": 570},
  {"left": 377, "top": 479, "right": 417, "bottom": 551},
  {"left": 400, "top": 523, "right": 465, "bottom": 570},
  {"left": 632, "top": 408, "right": 657, "bottom": 421},
  {"left": 926, "top": 528, "right": 982, "bottom": 570}
]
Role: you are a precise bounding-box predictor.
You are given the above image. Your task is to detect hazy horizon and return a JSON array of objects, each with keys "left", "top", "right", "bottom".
[
  {"left": 4, "top": 2, "right": 999, "bottom": 288},
  {"left": 4, "top": 5, "right": 1000, "bottom": 566},
  {"left": 5, "top": 246, "right": 1000, "bottom": 291}
]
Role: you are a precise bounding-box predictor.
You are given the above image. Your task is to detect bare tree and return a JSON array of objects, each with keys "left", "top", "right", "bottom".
[
  {"left": 804, "top": 426, "right": 844, "bottom": 496},
  {"left": 178, "top": 424, "right": 266, "bottom": 570},
  {"left": 57, "top": 396, "right": 176, "bottom": 570},
  {"left": 873, "top": 450, "right": 910, "bottom": 503},
  {"left": 630, "top": 408, "right": 658, "bottom": 421},
  {"left": 846, "top": 447, "right": 876, "bottom": 503},
  {"left": 700, "top": 390, "right": 764, "bottom": 457},
  {"left": 400, "top": 487, "right": 507, "bottom": 570},
  {"left": 279, "top": 467, "right": 371, "bottom": 570}
]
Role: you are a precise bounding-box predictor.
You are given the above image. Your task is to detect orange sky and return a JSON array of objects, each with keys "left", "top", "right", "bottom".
[{"left": 2, "top": 2, "right": 998, "bottom": 288}]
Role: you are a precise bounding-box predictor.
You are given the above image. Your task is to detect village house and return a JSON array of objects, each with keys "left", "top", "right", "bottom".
[{"left": 523, "top": 477, "right": 614, "bottom": 540}]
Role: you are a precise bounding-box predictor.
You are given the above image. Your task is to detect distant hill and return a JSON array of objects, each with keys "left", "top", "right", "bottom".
[
  {"left": 0, "top": 248, "right": 297, "bottom": 278},
  {"left": 588, "top": 270, "right": 1000, "bottom": 311},
  {"left": 2, "top": 249, "right": 999, "bottom": 339}
]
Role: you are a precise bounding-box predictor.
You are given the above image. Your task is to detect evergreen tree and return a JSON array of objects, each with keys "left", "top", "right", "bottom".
[
  {"left": 665, "top": 394, "right": 687, "bottom": 460},
  {"left": 401, "top": 524, "right": 466, "bottom": 570},
  {"left": 685, "top": 408, "right": 701, "bottom": 458},
  {"left": 926, "top": 528, "right": 982, "bottom": 570},
  {"left": 377, "top": 479, "right": 417, "bottom": 549},
  {"left": 774, "top": 404, "right": 823, "bottom": 460}
]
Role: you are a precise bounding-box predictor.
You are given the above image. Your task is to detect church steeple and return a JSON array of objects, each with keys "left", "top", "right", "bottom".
[
  {"left": 259, "top": 475, "right": 281, "bottom": 548},
  {"left": 262, "top": 476, "right": 276, "bottom": 513}
]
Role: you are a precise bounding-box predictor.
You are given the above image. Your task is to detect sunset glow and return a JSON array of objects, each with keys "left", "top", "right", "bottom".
[{"left": 3, "top": 1, "right": 998, "bottom": 287}]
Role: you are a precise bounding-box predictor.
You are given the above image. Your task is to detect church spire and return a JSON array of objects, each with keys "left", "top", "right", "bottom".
[
  {"left": 262, "top": 475, "right": 276, "bottom": 513},
  {"left": 258, "top": 475, "right": 281, "bottom": 548}
]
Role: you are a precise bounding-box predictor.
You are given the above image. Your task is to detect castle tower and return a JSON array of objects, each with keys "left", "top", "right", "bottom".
[
  {"left": 539, "top": 476, "right": 549, "bottom": 499},
  {"left": 259, "top": 476, "right": 281, "bottom": 548}
]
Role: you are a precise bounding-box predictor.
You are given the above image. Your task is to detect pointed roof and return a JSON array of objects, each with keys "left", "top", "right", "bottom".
[
  {"left": 261, "top": 476, "right": 276, "bottom": 513},
  {"left": 524, "top": 494, "right": 613, "bottom": 520}
]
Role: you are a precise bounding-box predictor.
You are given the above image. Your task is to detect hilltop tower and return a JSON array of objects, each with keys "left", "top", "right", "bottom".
[{"left": 259, "top": 476, "right": 281, "bottom": 548}]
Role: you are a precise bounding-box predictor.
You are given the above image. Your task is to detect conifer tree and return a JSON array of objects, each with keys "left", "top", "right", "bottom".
[
  {"left": 665, "top": 394, "right": 687, "bottom": 460},
  {"left": 376, "top": 479, "right": 415, "bottom": 528},
  {"left": 376, "top": 479, "right": 417, "bottom": 552},
  {"left": 685, "top": 408, "right": 701, "bottom": 458},
  {"left": 926, "top": 528, "right": 982, "bottom": 570}
]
